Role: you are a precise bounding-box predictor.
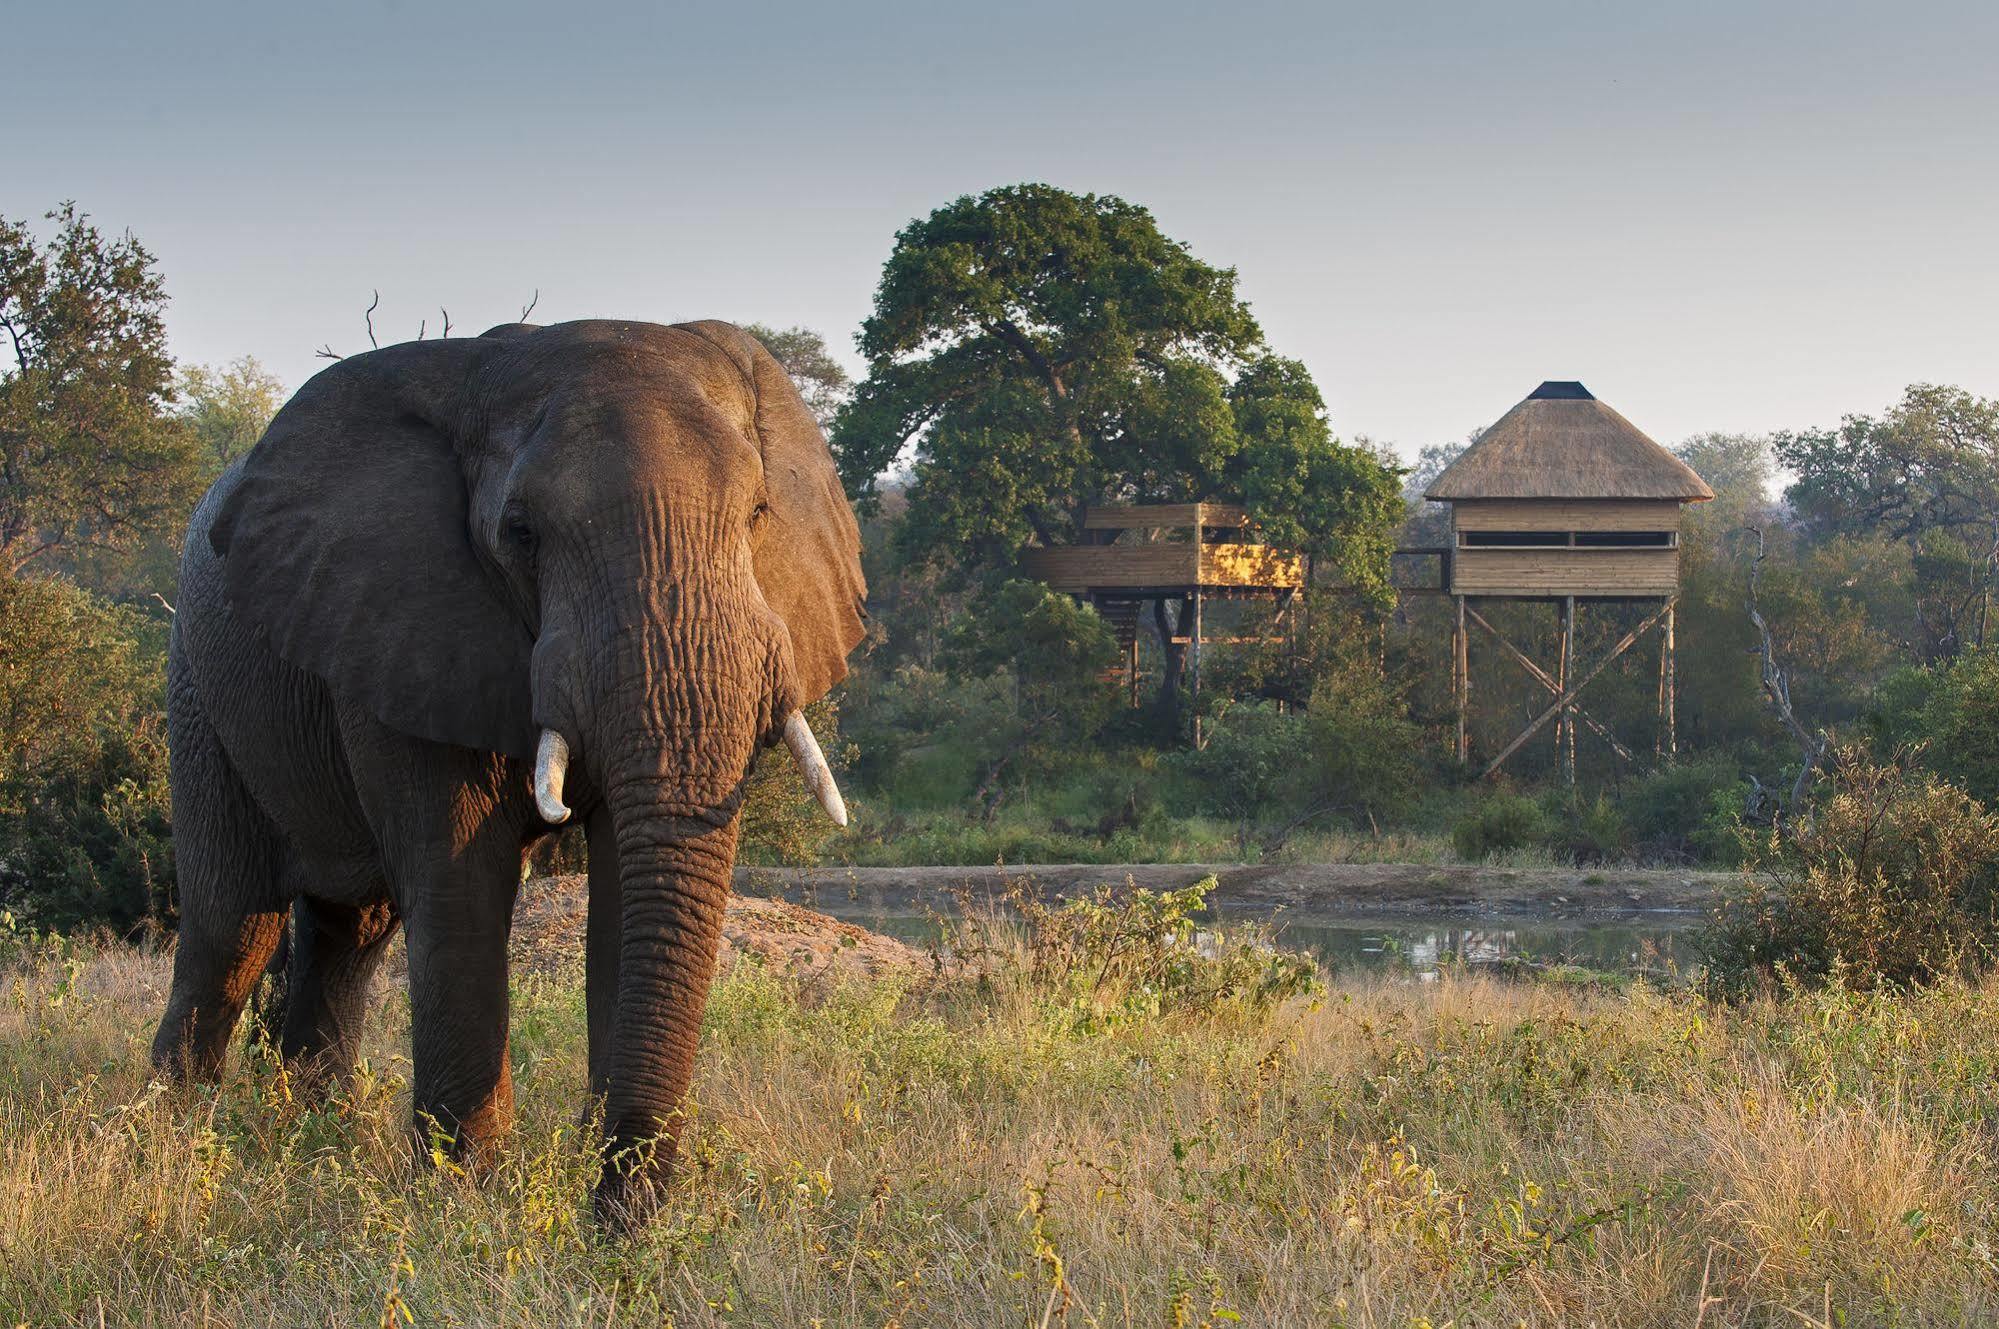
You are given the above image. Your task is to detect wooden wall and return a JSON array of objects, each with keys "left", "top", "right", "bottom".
[
  {"left": 1450, "top": 548, "right": 1679, "bottom": 597},
  {"left": 1451, "top": 499, "right": 1682, "bottom": 533}
]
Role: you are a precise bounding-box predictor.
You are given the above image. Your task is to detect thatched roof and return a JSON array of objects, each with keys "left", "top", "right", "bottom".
[{"left": 1424, "top": 382, "right": 1713, "bottom": 502}]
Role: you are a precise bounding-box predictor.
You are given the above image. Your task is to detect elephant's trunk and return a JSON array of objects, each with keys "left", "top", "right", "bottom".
[{"left": 593, "top": 773, "right": 740, "bottom": 1224}]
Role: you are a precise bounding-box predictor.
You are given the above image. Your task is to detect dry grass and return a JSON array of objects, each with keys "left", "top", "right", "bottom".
[{"left": 2, "top": 917, "right": 1997, "bottom": 1326}]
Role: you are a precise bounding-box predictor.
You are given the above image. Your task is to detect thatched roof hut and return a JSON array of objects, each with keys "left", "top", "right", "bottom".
[
  {"left": 1424, "top": 381, "right": 1711, "bottom": 600},
  {"left": 1424, "top": 381, "right": 1713, "bottom": 503}
]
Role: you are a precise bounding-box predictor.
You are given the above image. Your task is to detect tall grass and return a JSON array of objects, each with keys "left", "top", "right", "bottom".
[{"left": 2, "top": 915, "right": 1996, "bottom": 1325}]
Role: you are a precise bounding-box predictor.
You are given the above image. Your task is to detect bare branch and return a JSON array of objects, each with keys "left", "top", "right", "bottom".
[
  {"left": 365, "top": 290, "right": 380, "bottom": 349},
  {"left": 439, "top": 306, "right": 452, "bottom": 339},
  {"left": 416, "top": 318, "right": 427, "bottom": 342},
  {"left": 151, "top": 591, "right": 176, "bottom": 616},
  {"left": 520, "top": 289, "right": 539, "bottom": 322},
  {"left": 314, "top": 344, "right": 344, "bottom": 361},
  {"left": 1740, "top": 526, "right": 1829, "bottom": 813}
]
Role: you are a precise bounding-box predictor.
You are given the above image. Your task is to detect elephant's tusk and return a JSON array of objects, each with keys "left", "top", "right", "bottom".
[
  {"left": 783, "top": 711, "right": 847, "bottom": 828},
  {"left": 534, "top": 728, "right": 572, "bottom": 824}
]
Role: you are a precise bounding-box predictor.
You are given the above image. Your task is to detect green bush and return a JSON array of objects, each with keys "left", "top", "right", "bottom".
[
  {"left": 1702, "top": 748, "right": 1999, "bottom": 994},
  {"left": 1541, "top": 793, "right": 1629, "bottom": 864},
  {"left": 0, "top": 574, "right": 173, "bottom": 932},
  {"left": 1625, "top": 756, "right": 1752, "bottom": 862},
  {"left": 1304, "top": 664, "right": 1423, "bottom": 823},
  {"left": 945, "top": 874, "right": 1321, "bottom": 1028},
  {"left": 1451, "top": 793, "right": 1549, "bottom": 862},
  {"left": 1920, "top": 648, "right": 1999, "bottom": 806},
  {"left": 1174, "top": 701, "right": 1307, "bottom": 852}
]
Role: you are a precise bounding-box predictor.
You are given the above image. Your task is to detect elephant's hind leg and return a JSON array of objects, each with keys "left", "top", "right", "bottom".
[
  {"left": 150, "top": 674, "right": 290, "bottom": 1081},
  {"left": 277, "top": 894, "right": 401, "bottom": 1086}
]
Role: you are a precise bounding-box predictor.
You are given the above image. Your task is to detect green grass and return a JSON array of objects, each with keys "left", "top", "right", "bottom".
[{"left": 4, "top": 922, "right": 1998, "bottom": 1324}]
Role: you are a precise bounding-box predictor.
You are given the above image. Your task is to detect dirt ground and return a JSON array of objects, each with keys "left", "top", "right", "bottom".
[
  {"left": 511, "top": 873, "right": 927, "bottom": 981},
  {"left": 732, "top": 861, "right": 1733, "bottom": 924}
]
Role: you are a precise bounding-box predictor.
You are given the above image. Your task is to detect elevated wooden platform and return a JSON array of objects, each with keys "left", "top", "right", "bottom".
[
  {"left": 1019, "top": 542, "right": 1303, "bottom": 595},
  {"left": 1019, "top": 502, "right": 1304, "bottom": 736}
]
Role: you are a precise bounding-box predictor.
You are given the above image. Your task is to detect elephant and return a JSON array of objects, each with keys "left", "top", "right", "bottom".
[{"left": 149, "top": 318, "right": 866, "bottom": 1223}]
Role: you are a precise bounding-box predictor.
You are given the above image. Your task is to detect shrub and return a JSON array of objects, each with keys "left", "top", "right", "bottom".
[
  {"left": 1702, "top": 748, "right": 1999, "bottom": 994},
  {"left": 0, "top": 574, "right": 173, "bottom": 932},
  {"left": 1452, "top": 793, "right": 1548, "bottom": 861},
  {"left": 1305, "top": 664, "right": 1423, "bottom": 824},
  {"left": 1174, "top": 701, "right": 1306, "bottom": 852},
  {"left": 944, "top": 874, "right": 1320, "bottom": 1028},
  {"left": 1920, "top": 648, "right": 1999, "bottom": 805},
  {"left": 1625, "top": 756, "right": 1752, "bottom": 862},
  {"left": 1541, "top": 793, "right": 1629, "bottom": 864}
]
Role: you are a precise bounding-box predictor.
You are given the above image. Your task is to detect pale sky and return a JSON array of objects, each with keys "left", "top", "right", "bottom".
[{"left": 9, "top": 0, "right": 1996, "bottom": 462}]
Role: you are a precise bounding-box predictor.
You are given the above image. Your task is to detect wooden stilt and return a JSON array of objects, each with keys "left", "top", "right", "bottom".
[
  {"left": 1454, "top": 595, "right": 1469, "bottom": 764},
  {"left": 1659, "top": 600, "right": 1677, "bottom": 759},
  {"left": 1188, "top": 589, "right": 1204, "bottom": 749},
  {"left": 1558, "top": 596, "right": 1576, "bottom": 788}
]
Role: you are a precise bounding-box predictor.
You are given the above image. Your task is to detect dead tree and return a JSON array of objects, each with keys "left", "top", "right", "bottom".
[{"left": 1742, "top": 527, "right": 1827, "bottom": 813}]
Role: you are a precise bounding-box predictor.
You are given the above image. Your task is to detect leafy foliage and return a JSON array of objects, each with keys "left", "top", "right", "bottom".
[
  {"left": 945, "top": 874, "right": 1320, "bottom": 1028},
  {"left": 741, "top": 323, "right": 850, "bottom": 429},
  {"left": 0, "top": 204, "right": 200, "bottom": 576},
  {"left": 831, "top": 183, "right": 1401, "bottom": 588},
  {"left": 1775, "top": 384, "right": 1999, "bottom": 660},
  {"left": 0, "top": 572, "right": 172, "bottom": 931},
  {"left": 1704, "top": 748, "right": 1999, "bottom": 993},
  {"left": 1452, "top": 794, "right": 1550, "bottom": 862},
  {"left": 1173, "top": 702, "right": 1301, "bottom": 852}
]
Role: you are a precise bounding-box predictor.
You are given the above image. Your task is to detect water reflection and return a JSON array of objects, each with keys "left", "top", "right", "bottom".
[
  {"left": 815, "top": 903, "right": 1695, "bottom": 980},
  {"left": 1271, "top": 920, "right": 1693, "bottom": 980}
]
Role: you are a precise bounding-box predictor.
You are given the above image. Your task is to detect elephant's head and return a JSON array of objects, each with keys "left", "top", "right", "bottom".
[{"left": 205, "top": 319, "right": 865, "bottom": 1217}]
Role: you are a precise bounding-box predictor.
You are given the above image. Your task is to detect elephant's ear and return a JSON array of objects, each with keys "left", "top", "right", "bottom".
[
  {"left": 679, "top": 321, "right": 867, "bottom": 704},
  {"left": 207, "top": 338, "right": 537, "bottom": 759}
]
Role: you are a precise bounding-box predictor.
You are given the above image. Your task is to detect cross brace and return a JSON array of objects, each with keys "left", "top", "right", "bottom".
[
  {"left": 1478, "top": 597, "right": 1677, "bottom": 781},
  {"left": 1464, "top": 606, "right": 1646, "bottom": 770}
]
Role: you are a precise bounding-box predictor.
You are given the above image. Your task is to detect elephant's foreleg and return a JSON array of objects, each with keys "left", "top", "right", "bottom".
[
  {"left": 278, "top": 894, "right": 400, "bottom": 1086},
  {"left": 400, "top": 833, "right": 522, "bottom": 1170}
]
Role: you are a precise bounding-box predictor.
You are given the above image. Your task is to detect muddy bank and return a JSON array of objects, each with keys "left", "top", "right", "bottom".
[{"left": 732, "top": 861, "right": 1733, "bottom": 925}]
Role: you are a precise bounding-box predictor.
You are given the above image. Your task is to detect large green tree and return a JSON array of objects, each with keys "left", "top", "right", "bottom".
[
  {"left": 0, "top": 204, "right": 200, "bottom": 576},
  {"left": 832, "top": 184, "right": 1401, "bottom": 583},
  {"left": 1776, "top": 384, "right": 1999, "bottom": 658}
]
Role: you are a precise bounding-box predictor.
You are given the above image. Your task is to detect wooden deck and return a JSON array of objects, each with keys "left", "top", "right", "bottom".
[{"left": 1019, "top": 542, "right": 1304, "bottom": 594}]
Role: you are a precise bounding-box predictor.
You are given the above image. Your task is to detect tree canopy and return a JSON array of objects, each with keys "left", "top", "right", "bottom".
[
  {"left": 1776, "top": 385, "right": 1999, "bottom": 657},
  {"left": 0, "top": 204, "right": 199, "bottom": 575},
  {"left": 742, "top": 323, "right": 850, "bottom": 429},
  {"left": 831, "top": 184, "right": 1402, "bottom": 588}
]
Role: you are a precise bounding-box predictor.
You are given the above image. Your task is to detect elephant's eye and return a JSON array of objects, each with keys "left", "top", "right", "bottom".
[
  {"left": 504, "top": 517, "right": 537, "bottom": 557},
  {"left": 749, "top": 500, "right": 771, "bottom": 529}
]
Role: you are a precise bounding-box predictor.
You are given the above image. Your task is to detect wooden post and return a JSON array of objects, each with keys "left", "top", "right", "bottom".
[
  {"left": 1453, "top": 595, "right": 1469, "bottom": 764},
  {"left": 1658, "top": 599, "right": 1677, "bottom": 759},
  {"left": 1558, "top": 596, "right": 1576, "bottom": 788},
  {"left": 1188, "top": 589, "right": 1204, "bottom": 748}
]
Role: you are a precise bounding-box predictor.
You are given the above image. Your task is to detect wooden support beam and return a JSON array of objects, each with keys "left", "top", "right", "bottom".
[
  {"left": 1658, "top": 601, "right": 1677, "bottom": 759},
  {"left": 1188, "top": 589, "right": 1204, "bottom": 748},
  {"left": 1454, "top": 595, "right": 1468, "bottom": 764},
  {"left": 1464, "top": 605, "right": 1642, "bottom": 768},
  {"left": 1559, "top": 596, "right": 1576, "bottom": 787},
  {"left": 1480, "top": 598, "right": 1676, "bottom": 780}
]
